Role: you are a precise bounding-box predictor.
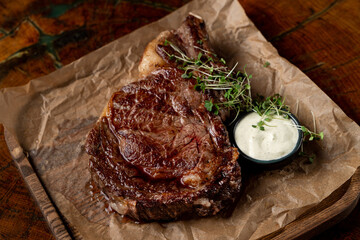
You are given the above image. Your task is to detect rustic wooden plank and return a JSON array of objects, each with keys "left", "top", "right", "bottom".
[
  {"left": 0, "top": 53, "right": 56, "bottom": 89},
  {"left": 259, "top": 167, "right": 360, "bottom": 239},
  {"left": 239, "top": 0, "right": 360, "bottom": 123},
  {"left": 4, "top": 128, "right": 72, "bottom": 240},
  {"left": 239, "top": 0, "right": 335, "bottom": 39},
  {"left": 0, "top": 124, "right": 56, "bottom": 240},
  {"left": 0, "top": 20, "right": 40, "bottom": 62},
  {"left": 316, "top": 200, "right": 360, "bottom": 239},
  {"left": 0, "top": 0, "right": 42, "bottom": 31}
]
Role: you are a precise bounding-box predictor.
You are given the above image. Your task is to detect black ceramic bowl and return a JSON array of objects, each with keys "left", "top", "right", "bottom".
[{"left": 231, "top": 112, "right": 303, "bottom": 168}]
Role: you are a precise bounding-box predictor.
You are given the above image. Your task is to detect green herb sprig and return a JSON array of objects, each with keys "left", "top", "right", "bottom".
[
  {"left": 251, "top": 94, "right": 324, "bottom": 140},
  {"left": 263, "top": 61, "right": 270, "bottom": 68},
  {"left": 298, "top": 125, "right": 324, "bottom": 163},
  {"left": 164, "top": 40, "right": 253, "bottom": 123},
  {"left": 299, "top": 151, "right": 316, "bottom": 163},
  {"left": 251, "top": 94, "right": 290, "bottom": 131},
  {"left": 251, "top": 94, "right": 324, "bottom": 162},
  {"left": 163, "top": 39, "right": 324, "bottom": 162},
  {"left": 300, "top": 126, "right": 324, "bottom": 141}
]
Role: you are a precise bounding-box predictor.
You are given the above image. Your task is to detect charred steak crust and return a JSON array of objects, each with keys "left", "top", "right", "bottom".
[
  {"left": 156, "top": 14, "right": 217, "bottom": 64},
  {"left": 85, "top": 67, "right": 241, "bottom": 221},
  {"left": 156, "top": 15, "right": 233, "bottom": 123}
]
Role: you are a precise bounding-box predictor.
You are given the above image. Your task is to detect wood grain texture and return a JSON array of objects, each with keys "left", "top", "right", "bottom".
[
  {"left": 5, "top": 129, "right": 72, "bottom": 240},
  {"left": 239, "top": 0, "right": 360, "bottom": 124},
  {"left": 0, "top": 0, "right": 359, "bottom": 239},
  {"left": 0, "top": 124, "right": 56, "bottom": 240},
  {"left": 260, "top": 167, "right": 360, "bottom": 239}
]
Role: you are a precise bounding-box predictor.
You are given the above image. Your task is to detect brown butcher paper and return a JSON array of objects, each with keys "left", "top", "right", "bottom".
[{"left": 0, "top": 0, "right": 359, "bottom": 239}]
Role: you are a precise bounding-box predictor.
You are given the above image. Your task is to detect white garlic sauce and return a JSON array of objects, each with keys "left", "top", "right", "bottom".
[{"left": 234, "top": 112, "right": 299, "bottom": 161}]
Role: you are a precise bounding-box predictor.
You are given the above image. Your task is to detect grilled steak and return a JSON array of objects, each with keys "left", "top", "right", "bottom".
[
  {"left": 138, "top": 13, "right": 214, "bottom": 78},
  {"left": 85, "top": 15, "right": 242, "bottom": 222}
]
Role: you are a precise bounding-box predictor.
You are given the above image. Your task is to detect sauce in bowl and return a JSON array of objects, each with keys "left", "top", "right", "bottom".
[{"left": 234, "top": 112, "right": 300, "bottom": 161}]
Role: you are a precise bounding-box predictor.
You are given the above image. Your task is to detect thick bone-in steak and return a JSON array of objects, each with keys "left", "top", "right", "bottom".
[
  {"left": 85, "top": 15, "right": 241, "bottom": 222},
  {"left": 86, "top": 68, "right": 241, "bottom": 221}
]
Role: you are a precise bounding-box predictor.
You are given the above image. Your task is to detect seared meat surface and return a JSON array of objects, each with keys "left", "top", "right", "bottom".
[
  {"left": 85, "top": 15, "right": 242, "bottom": 222},
  {"left": 138, "top": 14, "right": 214, "bottom": 77}
]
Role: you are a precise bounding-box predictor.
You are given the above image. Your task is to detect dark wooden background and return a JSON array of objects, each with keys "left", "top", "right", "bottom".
[{"left": 0, "top": 0, "right": 359, "bottom": 239}]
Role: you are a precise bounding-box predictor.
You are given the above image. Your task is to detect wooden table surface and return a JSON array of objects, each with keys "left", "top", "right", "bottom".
[{"left": 0, "top": 0, "right": 359, "bottom": 239}]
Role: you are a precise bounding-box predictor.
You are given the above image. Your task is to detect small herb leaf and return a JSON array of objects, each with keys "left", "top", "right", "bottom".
[
  {"left": 181, "top": 72, "right": 193, "bottom": 79},
  {"left": 204, "top": 100, "right": 213, "bottom": 112}
]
